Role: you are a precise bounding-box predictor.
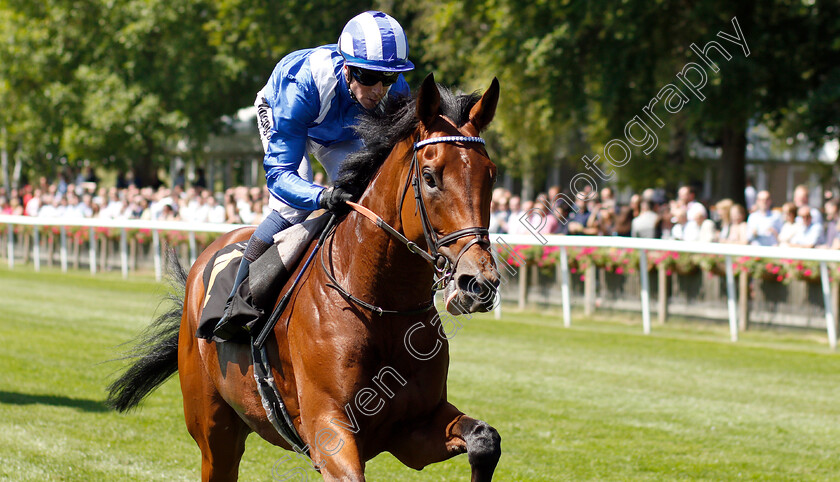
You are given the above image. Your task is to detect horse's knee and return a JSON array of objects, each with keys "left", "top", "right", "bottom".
[{"left": 463, "top": 419, "right": 501, "bottom": 469}]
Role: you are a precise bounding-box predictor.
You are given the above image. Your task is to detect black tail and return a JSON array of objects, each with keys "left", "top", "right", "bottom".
[{"left": 106, "top": 250, "right": 188, "bottom": 412}]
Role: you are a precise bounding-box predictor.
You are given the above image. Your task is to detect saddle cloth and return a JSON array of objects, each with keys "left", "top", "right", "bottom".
[{"left": 195, "top": 213, "right": 330, "bottom": 340}]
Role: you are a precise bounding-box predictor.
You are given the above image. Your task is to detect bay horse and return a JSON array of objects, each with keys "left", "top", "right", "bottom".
[{"left": 107, "top": 73, "right": 502, "bottom": 481}]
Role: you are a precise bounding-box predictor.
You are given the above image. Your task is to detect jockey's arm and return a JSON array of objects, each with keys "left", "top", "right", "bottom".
[{"left": 262, "top": 74, "right": 325, "bottom": 212}]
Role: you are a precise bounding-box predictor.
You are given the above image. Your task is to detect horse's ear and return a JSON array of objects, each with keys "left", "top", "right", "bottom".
[
  {"left": 416, "top": 73, "right": 441, "bottom": 128},
  {"left": 468, "top": 77, "right": 500, "bottom": 132}
]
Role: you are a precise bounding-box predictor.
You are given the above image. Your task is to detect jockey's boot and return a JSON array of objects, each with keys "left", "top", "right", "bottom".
[{"left": 213, "top": 257, "right": 252, "bottom": 342}]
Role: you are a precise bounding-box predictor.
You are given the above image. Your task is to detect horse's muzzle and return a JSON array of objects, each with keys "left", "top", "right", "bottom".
[{"left": 443, "top": 262, "right": 500, "bottom": 315}]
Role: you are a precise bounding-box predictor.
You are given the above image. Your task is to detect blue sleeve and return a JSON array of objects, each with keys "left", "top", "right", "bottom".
[
  {"left": 263, "top": 71, "right": 325, "bottom": 211},
  {"left": 391, "top": 75, "right": 411, "bottom": 98}
]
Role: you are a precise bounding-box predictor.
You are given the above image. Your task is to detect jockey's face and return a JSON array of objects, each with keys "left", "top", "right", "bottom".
[{"left": 344, "top": 66, "right": 387, "bottom": 110}]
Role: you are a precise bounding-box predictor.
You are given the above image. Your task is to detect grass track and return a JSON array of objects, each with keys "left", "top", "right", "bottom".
[{"left": 1, "top": 265, "right": 839, "bottom": 480}]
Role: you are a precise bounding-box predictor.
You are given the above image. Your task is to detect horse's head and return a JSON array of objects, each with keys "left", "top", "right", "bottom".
[{"left": 402, "top": 73, "right": 501, "bottom": 315}]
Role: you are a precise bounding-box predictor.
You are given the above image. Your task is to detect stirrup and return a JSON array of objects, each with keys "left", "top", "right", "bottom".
[{"left": 213, "top": 298, "right": 250, "bottom": 342}]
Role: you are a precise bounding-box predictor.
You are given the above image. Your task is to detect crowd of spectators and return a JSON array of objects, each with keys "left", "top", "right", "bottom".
[
  {"left": 2, "top": 171, "right": 838, "bottom": 249},
  {"left": 0, "top": 171, "right": 326, "bottom": 225},
  {"left": 490, "top": 183, "right": 840, "bottom": 249}
]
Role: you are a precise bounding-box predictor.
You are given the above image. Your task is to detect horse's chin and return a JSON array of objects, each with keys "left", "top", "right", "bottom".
[{"left": 443, "top": 281, "right": 497, "bottom": 315}]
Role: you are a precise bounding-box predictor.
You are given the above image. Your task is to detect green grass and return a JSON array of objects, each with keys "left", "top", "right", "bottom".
[{"left": 1, "top": 264, "right": 840, "bottom": 480}]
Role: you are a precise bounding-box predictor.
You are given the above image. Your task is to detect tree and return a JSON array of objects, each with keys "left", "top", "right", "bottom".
[
  {"left": 407, "top": 0, "right": 840, "bottom": 203},
  {"left": 0, "top": 0, "right": 368, "bottom": 186}
]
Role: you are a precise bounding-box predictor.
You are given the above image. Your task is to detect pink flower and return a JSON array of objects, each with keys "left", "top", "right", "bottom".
[
  {"left": 771, "top": 266, "right": 780, "bottom": 274},
  {"left": 615, "top": 267, "right": 624, "bottom": 275},
  {"left": 571, "top": 267, "right": 577, "bottom": 273},
  {"left": 667, "top": 270, "right": 673, "bottom": 276},
  {"left": 803, "top": 269, "right": 812, "bottom": 277},
  {"left": 622, "top": 258, "right": 629, "bottom": 264},
  {"left": 777, "top": 275, "right": 784, "bottom": 282},
  {"left": 580, "top": 275, "right": 586, "bottom": 281}
]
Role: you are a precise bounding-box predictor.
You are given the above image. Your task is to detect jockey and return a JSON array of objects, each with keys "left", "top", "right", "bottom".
[{"left": 213, "top": 11, "right": 414, "bottom": 341}]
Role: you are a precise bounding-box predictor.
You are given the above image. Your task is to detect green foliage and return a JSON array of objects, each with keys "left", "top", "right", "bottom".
[{"left": 409, "top": 0, "right": 839, "bottom": 195}]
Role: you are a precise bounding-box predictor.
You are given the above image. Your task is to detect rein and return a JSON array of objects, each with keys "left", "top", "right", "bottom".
[{"left": 322, "top": 135, "right": 489, "bottom": 315}]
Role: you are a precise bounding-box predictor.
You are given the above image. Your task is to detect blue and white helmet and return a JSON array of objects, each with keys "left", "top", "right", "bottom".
[{"left": 338, "top": 11, "right": 414, "bottom": 72}]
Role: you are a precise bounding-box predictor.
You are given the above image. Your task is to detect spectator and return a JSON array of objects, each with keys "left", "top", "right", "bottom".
[
  {"left": 489, "top": 197, "right": 509, "bottom": 234},
  {"left": 160, "top": 202, "right": 179, "bottom": 221},
  {"left": 658, "top": 202, "right": 674, "bottom": 239},
  {"left": 173, "top": 168, "right": 186, "bottom": 188},
  {"left": 778, "top": 202, "right": 800, "bottom": 246},
  {"left": 24, "top": 189, "right": 41, "bottom": 216},
  {"left": 677, "top": 185, "right": 704, "bottom": 218},
  {"left": 631, "top": 200, "right": 660, "bottom": 238},
  {"left": 567, "top": 195, "right": 591, "bottom": 234},
  {"left": 193, "top": 168, "right": 208, "bottom": 190},
  {"left": 787, "top": 206, "right": 823, "bottom": 248},
  {"left": 722, "top": 204, "right": 749, "bottom": 244},
  {"left": 794, "top": 184, "right": 823, "bottom": 225},
  {"left": 629, "top": 194, "right": 641, "bottom": 218},
  {"left": 509, "top": 200, "right": 536, "bottom": 235},
  {"left": 685, "top": 205, "right": 716, "bottom": 242},
  {"left": 507, "top": 196, "right": 524, "bottom": 232},
  {"left": 715, "top": 198, "right": 733, "bottom": 240},
  {"left": 819, "top": 216, "right": 839, "bottom": 249},
  {"left": 669, "top": 206, "right": 687, "bottom": 240},
  {"left": 744, "top": 177, "right": 756, "bottom": 212},
  {"left": 613, "top": 205, "right": 634, "bottom": 237},
  {"left": 600, "top": 186, "right": 617, "bottom": 213},
  {"left": 746, "top": 191, "right": 782, "bottom": 246},
  {"left": 824, "top": 199, "right": 838, "bottom": 224},
  {"left": 822, "top": 199, "right": 838, "bottom": 244},
  {"left": 596, "top": 208, "right": 616, "bottom": 236}
]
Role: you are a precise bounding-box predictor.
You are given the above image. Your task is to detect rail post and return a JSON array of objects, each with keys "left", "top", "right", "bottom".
[
  {"left": 60, "top": 226, "right": 67, "bottom": 273},
  {"left": 820, "top": 262, "right": 836, "bottom": 350},
  {"left": 639, "top": 249, "right": 651, "bottom": 335},
  {"left": 6, "top": 223, "right": 13, "bottom": 268},
  {"left": 559, "top": 246, "right": 571, "bottom": 327},
  {"left": 725, "top": 255, "right": 738, "bottom": 342},
  {"left": 153, "top": 230, "right": 162, "bottom": 282}
]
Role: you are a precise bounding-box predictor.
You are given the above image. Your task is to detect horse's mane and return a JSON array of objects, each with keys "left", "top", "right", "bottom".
[{"left": 335, "top": 84, "right": 482, "bottom": 197}]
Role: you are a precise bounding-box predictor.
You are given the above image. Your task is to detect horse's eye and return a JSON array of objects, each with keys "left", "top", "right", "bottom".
[{"left": 423, "top": 172, "right": 437, "bottom": 188}]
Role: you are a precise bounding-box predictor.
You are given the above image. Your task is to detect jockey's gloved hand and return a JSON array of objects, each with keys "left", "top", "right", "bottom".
[{"left": 319, "top": 186, "right": 353, "bottom": 213}]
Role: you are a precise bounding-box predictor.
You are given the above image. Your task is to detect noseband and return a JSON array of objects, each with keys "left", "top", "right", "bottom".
[{"left": 323, "top": 135, "right": 490, "bottom": 315}]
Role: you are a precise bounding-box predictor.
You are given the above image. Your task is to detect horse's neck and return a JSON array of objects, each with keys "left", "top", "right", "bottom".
[{"left": 331, "top": 141, "right": 435, "bottom": 309}]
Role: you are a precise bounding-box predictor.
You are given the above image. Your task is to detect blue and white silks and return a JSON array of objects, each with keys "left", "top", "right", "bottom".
[{"left": 254, "top": 44, "right": 410, "bottom": 223}]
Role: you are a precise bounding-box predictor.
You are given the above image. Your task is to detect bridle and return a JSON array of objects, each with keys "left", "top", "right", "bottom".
[{"left": 321, "top": 134, "right": 491, "bottom": 315}]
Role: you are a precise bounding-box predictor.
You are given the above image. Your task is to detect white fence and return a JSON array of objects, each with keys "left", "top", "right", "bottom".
[
  {"left": 0, "top": 214, "right": 245, "bottom": 281},
  {"left": 2, "top": 214, "right": 839, "bottom": 349}
]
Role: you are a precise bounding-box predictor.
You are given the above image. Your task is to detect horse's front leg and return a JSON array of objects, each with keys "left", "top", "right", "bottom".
[
  {"left": 299, "top": 412, "right": 366, "bottom": 482},
  {"left": 389, "top": 401, "right": 501, "bottom": 482}
]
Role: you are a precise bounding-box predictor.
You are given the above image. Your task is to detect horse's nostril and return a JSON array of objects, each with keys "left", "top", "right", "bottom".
[{"left": 457, "top": 274, "right": 482, "bottom": 295}]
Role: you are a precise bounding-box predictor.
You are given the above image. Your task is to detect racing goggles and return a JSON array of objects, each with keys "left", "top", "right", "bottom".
[{"left": 349, "top": 67, "right": 400, "bottom": 87}]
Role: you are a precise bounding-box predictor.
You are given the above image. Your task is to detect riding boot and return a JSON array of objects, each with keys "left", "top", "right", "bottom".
[
  {"left": 212, "top": 256, "right": 253, "bottom": 341},
  {"left": 213, "top": 212, "right": 292, "bottom": 342}
]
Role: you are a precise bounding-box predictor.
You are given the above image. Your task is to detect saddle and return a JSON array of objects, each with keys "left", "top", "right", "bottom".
[{"left": 195, "top": 214, "right": 331, "bottom": 342}]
